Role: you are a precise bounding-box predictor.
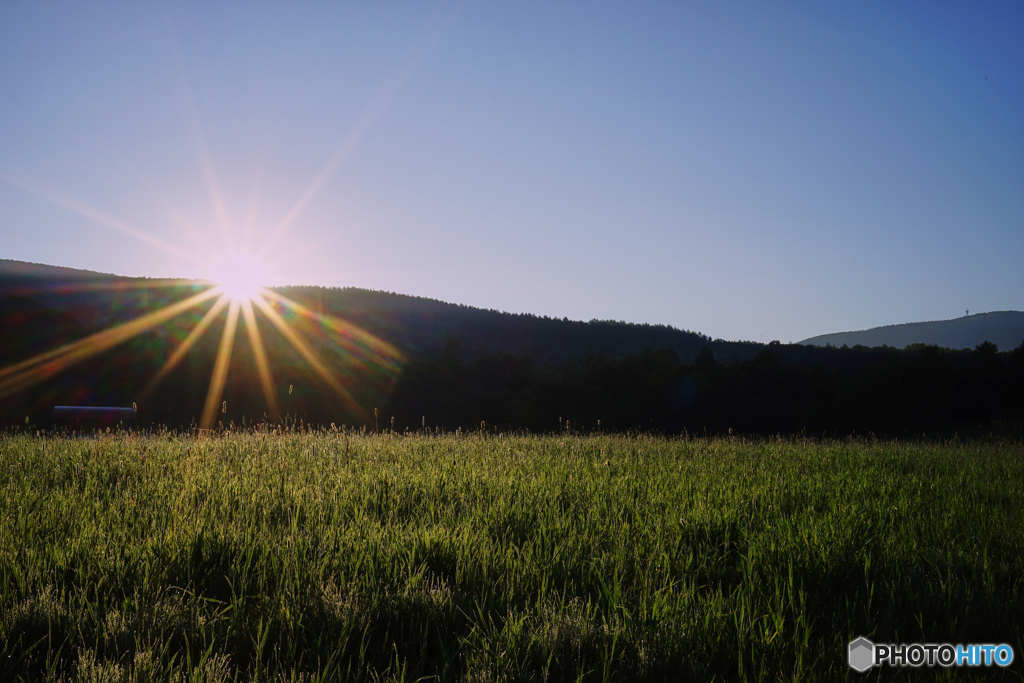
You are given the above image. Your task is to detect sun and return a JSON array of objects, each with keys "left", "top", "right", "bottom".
[{"left": 208, "top": 249, "right": 271, "bottom": 302}]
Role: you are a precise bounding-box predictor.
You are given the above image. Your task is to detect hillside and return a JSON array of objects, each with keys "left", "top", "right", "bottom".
[
  {"left": 0, "top": 259, "right": 759, "bottom": 365},
  {"left": 800, "top": 311, "right": 1024, "bottom": 351},
  {"left": 0, "top": 258, "right": 124, "bottom": 282},
  {"left": 3, "top": 259, "right": 1023, "bottom": 434}
]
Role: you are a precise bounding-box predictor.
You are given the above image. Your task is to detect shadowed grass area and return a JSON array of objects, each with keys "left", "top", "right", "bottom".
[{"left": 0, "top": 433, "right": 1022, "bottom": 680}]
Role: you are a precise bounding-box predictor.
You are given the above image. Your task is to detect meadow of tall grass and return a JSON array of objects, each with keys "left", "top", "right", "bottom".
[{"left": 0, "top": 431, "right": 1021, "bottom": 680}]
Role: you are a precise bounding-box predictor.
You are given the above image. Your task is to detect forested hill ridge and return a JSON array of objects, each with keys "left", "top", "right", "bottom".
[
  {"left": 3, "top": 259, "right": 1023, "bottom": 434},
  {"left": 801, "top": 311, "right": 1024, "bottom": 351},
  {"left": 0, "top": 259, "right": 763, "bottom": 364},
  {"left": 0, "top": 259, "right": 122, "bottom": 281},
  {"left": 272, "top": 285, "right": 768, "bottom": 364}
]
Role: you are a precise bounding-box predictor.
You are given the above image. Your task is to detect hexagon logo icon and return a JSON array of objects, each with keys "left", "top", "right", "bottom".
[{"left": 848, "top": 636, "right": 875, "bottom": 673}]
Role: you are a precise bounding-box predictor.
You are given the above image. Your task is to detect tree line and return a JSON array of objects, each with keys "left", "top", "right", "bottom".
[{"left": 1, "top": 276, "right": 1022, "bottom": 435}]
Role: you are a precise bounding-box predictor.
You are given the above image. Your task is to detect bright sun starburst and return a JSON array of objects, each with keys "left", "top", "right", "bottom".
[
  {"left": 0, "top": 18, "right": 431, "bottom": 430},
  {"left": 0, "top": 237, "right": 405, "bottom": 429},
  {"left": 0, "top": 182, "right": 410, "bottom": 430},
  {"left": 209, "top": 249, "right": 270, "bottom": 302}
]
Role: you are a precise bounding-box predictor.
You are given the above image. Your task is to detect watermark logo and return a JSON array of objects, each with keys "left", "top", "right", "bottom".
[
  {"left": 848, "top": 637, "right": 874, "bottom": 673},
  {"left": 848, "top": 637, "right": 1014, "bottom": 672}
]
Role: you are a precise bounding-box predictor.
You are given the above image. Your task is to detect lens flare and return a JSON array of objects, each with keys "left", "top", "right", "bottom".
[
  {"left": 0, "top": 287, "right": 221, "bottom": 400},
  {"left": 0, "top": 272, "right": 406, "bottom": 426},
  {"left": 200, "top": 299, "right": 241, "bottom": 429}
]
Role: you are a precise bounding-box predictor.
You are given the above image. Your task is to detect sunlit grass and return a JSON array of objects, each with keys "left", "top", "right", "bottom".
[{"left": 0, "top": 433, "right": 1021, "bottom": 680}]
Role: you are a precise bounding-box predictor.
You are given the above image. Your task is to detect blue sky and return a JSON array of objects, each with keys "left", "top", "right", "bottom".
[{"left": 2, "top": 1, "right": 1022, "bottom": 342}]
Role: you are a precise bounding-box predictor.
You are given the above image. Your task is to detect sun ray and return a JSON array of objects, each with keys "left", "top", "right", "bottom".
[
  {"left": 197, "top": 143, "right": 233, "bottom": 250},
  {"left": 251, "top": 293, "right": 364, "bottom": 417},
  {"left": 0, "top": 287, "right": 221, "bottom": 399},
  {"left": 260, "top": 289, "right": 404, "bottom": 375},
  {"left": 241, "top": 298, "right": 281, "bottom": 420},
  {"left": 0, "top": 286, "right": 210, "bottom": 383},
  {"left": 200, "top": 299, "right": 240, "bottom": 429},
  {"left": 0, "top": 174, "right": 199, "bottom": 264},
  {"left": 254, "top": 3, "right": 458, "bottom": 258},
  {"left": 163, "top": 26, "right": 235, "bottom": 252},
  {"left": 139, "top": 295, "right": 230, "bottom": 399},
  {"left": 258, "top": 55, "right": 426, "bottom": 258}
]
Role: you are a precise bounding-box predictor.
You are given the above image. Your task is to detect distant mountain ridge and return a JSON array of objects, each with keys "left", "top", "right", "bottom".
[{"left": 800, "top": 311, "right": 1024, "bottom": 351}]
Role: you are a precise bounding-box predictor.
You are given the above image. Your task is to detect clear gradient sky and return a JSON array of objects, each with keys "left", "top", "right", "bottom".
[{"left": 2, "top": 2, "right": 1022, "bottom": 343}]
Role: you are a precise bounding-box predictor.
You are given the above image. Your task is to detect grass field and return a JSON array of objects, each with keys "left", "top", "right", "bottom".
[{"left": 0, "top": 432, "right": 1022, "bottom": 680}]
